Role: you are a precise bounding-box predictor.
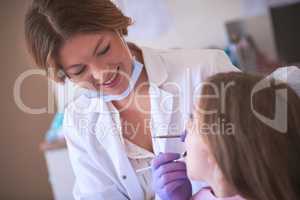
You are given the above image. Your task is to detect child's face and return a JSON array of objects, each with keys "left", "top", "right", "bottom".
[{"left": 185, "top": 113, "right": 215, "bottom": 181}]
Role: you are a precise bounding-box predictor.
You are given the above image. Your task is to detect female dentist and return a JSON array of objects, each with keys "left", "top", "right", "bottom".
[{"left": 24, "top": 0, "right": 238, "bottom": 199}]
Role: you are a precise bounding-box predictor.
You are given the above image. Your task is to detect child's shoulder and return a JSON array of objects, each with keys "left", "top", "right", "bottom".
[
  {"left": 191, "top": 187, "right": 246, "bottom": 200},
  {"left": 191, "top": 187, "right": 214, "bottom": 200}
]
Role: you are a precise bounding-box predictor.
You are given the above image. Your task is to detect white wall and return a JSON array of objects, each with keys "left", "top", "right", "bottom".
[
  {"left": 241, "top": 0, "right": 268, "bottom": 16},
  {"left": 127, "top": 0, "right": 243, "bottom": 49}
]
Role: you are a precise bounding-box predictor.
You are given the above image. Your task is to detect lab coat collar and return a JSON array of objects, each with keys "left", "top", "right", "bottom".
[{"left": 149, "top": 84, "right": 174, "bottom": 154}]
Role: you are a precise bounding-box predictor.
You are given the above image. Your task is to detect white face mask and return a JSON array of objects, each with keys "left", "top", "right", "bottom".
[{"left": 83, "top": 58, "right": 144, "bottom": 102}]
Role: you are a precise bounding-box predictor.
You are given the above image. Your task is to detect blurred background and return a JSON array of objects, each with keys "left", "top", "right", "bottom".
[{"left": 0, "top": 0, "right": 299, "bottom": 199}]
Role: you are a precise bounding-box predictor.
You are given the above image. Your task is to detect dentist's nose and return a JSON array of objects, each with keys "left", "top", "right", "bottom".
[{"left": 89, "top": 63, "right": 108, "bottom": 83}]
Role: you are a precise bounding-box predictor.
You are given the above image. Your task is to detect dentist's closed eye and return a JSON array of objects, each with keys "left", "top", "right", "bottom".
[
  {"left": 69, "top": 64, "right": 86, "bottom": 76},
  {"left": 97, "top": 45, "right": 110, "bottom": 56}
]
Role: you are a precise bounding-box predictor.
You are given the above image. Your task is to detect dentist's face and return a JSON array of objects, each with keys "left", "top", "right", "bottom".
[{"left": 59, "top": 30, "right": 133, "bottom": 95}]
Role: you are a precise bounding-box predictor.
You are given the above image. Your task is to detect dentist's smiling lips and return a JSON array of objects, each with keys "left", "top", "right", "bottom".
[{"left": 95, "top": 66, "right": 121, "bottom": 88}]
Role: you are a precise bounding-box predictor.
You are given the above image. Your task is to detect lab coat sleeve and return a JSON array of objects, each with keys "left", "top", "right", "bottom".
[
  {"left": 62, "top": 110, "right": 129, "bottom": 200},
  {"left": 190, "top": 50, "right": 239, "bottom": 108}
]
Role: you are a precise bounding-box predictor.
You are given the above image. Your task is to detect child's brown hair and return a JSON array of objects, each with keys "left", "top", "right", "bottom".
[{"left": 196, "top": 72, "right": 300, "bottom": 200}]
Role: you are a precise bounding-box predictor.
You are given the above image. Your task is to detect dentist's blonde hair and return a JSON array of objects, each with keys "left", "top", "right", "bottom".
[{"left": 24, "top": 0, "right": 132, "bottom": 82}]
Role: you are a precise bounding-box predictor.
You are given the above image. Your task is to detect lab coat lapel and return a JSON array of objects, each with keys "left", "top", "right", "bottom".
[
  {"left": 93, "top": 99, "right": 144, "bottom": 200},
  {"left": 149, "top": 85, "right": 174, "bottom": 154},
  {"left": 141, "top": 47, "right": 176, "bottom": 154}
]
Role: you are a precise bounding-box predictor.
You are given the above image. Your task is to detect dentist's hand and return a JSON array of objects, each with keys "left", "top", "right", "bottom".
[{"left": 151, "top": 153, "right": 192, "bottom": 200}]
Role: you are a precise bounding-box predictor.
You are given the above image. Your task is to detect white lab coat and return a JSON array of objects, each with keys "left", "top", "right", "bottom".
[{"left": 62, "top": 47, "right": 238, "bottom": 200}]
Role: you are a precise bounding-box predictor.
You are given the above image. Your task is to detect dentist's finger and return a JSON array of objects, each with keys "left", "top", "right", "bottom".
[{"left": 151, "top": 153, "right": 180, "bottom": 170}]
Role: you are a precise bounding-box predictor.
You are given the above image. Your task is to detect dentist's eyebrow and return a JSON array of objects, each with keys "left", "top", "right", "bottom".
[{"left": 66, "top": 37, "right": 104, "bottom": 70}]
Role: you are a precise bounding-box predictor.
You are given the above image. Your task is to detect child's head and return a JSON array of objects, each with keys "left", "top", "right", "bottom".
[{"left": 185, "top": 72, "right": 300, "bottom": 200}]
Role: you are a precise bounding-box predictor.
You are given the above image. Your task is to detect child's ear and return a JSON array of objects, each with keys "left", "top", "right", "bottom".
[
  {"left": 208, "top": 156, "right": 223, "bottom": 181},
  {"left": 207, "top": 153, "right": 219, "bottom": 169},
  {"left": 207, "top": 155, "right": 220, "bottom": 178},
  {"left": 212, "top": 164, "right": 224, "bottom": 183},
  {"left": 207, "top": 156, "right": 215, "bottom": 166}
]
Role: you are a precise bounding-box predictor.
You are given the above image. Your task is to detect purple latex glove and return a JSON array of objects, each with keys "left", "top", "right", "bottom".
[{"left": 151, "top": 152, "right": 192, "bottom": 200}]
